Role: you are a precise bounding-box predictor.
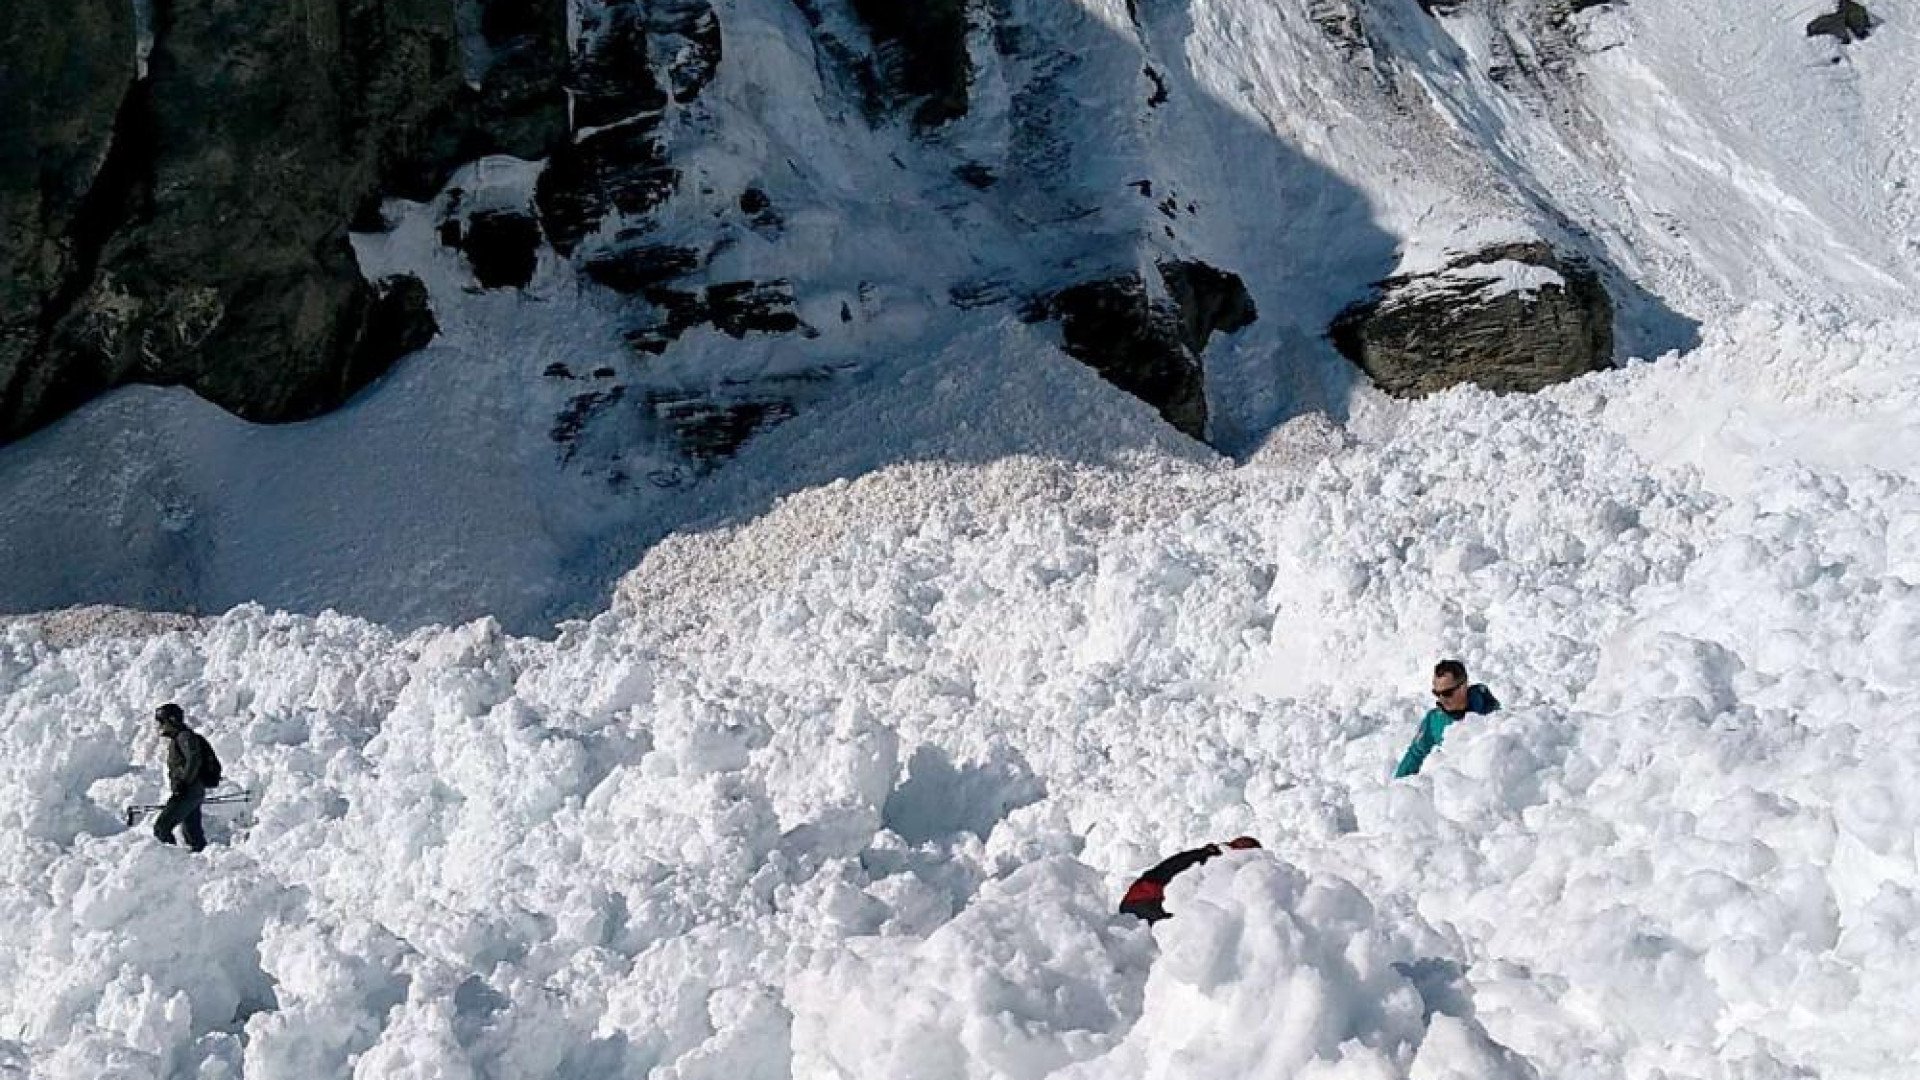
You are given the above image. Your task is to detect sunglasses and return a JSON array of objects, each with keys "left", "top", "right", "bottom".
[{"left": 1432, "top": 683, "right": 1467, "bottom": 699}]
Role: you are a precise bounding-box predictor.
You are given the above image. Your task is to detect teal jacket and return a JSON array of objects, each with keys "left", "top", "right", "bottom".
[{"left": 1394, "top": 685, "right": 1500, "bottom": 777}]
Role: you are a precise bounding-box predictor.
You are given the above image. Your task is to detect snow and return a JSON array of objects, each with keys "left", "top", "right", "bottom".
[
  {"left": 1396, "top": 258, "right": 1566, "bottom": 300},
  {"left": 4, "top": 0, "right": 1920, "bottom": 1076},
  {"left": 5, "top": 301, "right": 1920, "bottom": 1077}
]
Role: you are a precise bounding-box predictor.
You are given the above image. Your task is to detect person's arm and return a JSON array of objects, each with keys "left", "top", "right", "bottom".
[
  {"left": 1139, "top": 844, "right": 1222, "bottom": 885},
  {"left": 1394, "top": 712, "right": 1440, "bottom": 778}
]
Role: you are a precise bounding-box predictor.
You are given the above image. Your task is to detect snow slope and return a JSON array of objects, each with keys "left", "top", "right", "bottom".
[
  {"left": 4, "top": 304, "right": 1919, "bottom": 1078},
  {"left": 4, "top": 2, "right": 1920, "bottom": 1075},
  {"left": 1, "top": 0, "right": 1915, "bottom": 628}
]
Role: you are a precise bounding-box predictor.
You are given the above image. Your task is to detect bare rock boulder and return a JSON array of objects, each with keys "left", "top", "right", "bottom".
[
  {"left": 1042, "top": 259, "right": 1257, "bottom": 442},
  {"left": 1330, "top": 242, "right": 1613, "bottom": 397},
  {"left": 1807, "top": 1, "right": 1877, "bottom": 44}
]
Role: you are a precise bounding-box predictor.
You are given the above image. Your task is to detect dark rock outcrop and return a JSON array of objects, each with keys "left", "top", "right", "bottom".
[
  {"left": 0, "top": 0, "right": 568, "bottom": 442},
  {"left": 358, "top": 274, "right": 441, "bottom": 376},
  {"left": 1806, "top": 1, "right": 1877, "bottom": 44},
  {"left": 851, "top": 0, "right": 973, "bottom": 128},
  {"left": 583, "top": 243, "right": 703, "bottom": 293},
  {"left": 452, "top": 211, "right": 543, "bottom": 290},
  {"left": 468, "top": 0, "right": 571, "bottom": 161},
  {"left": 570, "top": 0, "right": 722, "bottom": 128},
  {"left": 738, "top": 187, "right": 783, "bottom": 231},
  {"left": 535, "top": 120, "right": 680, "bottom": 256},
  {"left": 550, "top": 371, "right": 834, "bottom": 480},
  {"left": 573, "top": 2, "right": 669, "bottom": 130},
  {"left": 648, "top": 391, "right": 799, "bottom": 464},
  {"left": 625, "top": 289, "right": 709, "bottom": 356},
  {"left": 652, "top": 0, "right": 724, "bottom": 104},
  {"left": 535, "top": 0, "right": 726, "bottom": 260},
  {"left": 46, "top": 0, "right": 462, "bottom": 427},
  {"left": 1310, "top": 0, "right": 1371, "bottom": 49},
  {"left": 1042, "top": 260, "right": 1256, "bottom": 442},
  {"left": 0, "top": 0, "right": 137, "bottom": 440},
  {"left": 551, "top": 386, "right": 627, "bottom": 462},
  {"left": 1161, "top": 261, "right": 1259, "bottom": 357},
  {"left": 1330, "top": 242, "right": 1613, "bottom": 397},
  {"left": 620, "top": 280, "right": 806, "bottom": 355},
  {"left": 707, "top": 281, "right": 805, "bottom": 339}
]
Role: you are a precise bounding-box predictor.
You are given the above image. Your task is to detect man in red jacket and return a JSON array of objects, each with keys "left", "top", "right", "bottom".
[{"left": 1119, "top": 836, "right": 1262, "bottom": 922}]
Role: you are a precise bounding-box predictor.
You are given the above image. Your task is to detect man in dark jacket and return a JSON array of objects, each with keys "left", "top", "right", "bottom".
[
  {"left": 1394, "top": 659, "right": 1500, "bottom": 778},
  {"left": 1119, "top": 836, "right": 1262, "bottom": 922},
  {"left": 152, "top": 703, "right": 213, "bottom": 852}
]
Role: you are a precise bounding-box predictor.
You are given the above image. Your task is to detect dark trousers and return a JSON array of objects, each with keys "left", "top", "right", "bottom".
[{"left": 153, "top": 784, "right": 207, "bottom": 852}]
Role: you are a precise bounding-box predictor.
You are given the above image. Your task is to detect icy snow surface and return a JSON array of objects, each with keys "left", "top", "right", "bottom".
[{"left": 5, "top": 305, "right": 1920, "bottom": 1078}]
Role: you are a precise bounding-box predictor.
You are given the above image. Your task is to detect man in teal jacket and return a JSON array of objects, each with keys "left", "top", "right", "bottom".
[{"left": 1395, "top": 660, "right": 1500, "bottom": 777}]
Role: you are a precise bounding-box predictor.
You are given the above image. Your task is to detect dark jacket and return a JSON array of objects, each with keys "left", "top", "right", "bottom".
[
  {"left": 164, "top": 728, "right": 211, "bottom": 792},
  {"left": 1395, "top": 684, "right": 1500, "bottom": 777},
  {"left": 1119, "top": 844, "right": 1228, "bottom": 922}
]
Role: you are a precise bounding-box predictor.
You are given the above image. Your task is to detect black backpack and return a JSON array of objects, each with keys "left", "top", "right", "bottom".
[{"left": 196, "top": 733, "right": 223, "bottom": 787}]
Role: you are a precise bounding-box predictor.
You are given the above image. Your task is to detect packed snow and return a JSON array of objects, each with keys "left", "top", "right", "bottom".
[
  {"left": 5, "top": 0, "right": 1920, "bottom": 1077},
  {"left": 5, "top": 303, "right": 1920, "bottom": 1078}
]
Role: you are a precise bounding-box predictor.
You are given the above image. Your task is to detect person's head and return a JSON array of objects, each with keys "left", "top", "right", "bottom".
[
  {"left": 1432, "top": 661, "right": 1470, "bottom": 712},
  {"left": 1225, "top": 836, "right": 1261, "bottom": 851},
  {"left": 153, "top": 703, "right": 185, "bottom": 734}
]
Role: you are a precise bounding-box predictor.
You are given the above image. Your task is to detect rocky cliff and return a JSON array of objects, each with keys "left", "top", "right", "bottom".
[
  {"left": 0, "top": 0, "right": 568, "bottom": 442},
  {"left": 4, "top": 0, "right": 1659, "bottom": 456}
]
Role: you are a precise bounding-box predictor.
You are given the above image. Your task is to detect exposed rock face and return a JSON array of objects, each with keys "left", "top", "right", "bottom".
[
  {"left": 1330, "top": 243, "right": 1613, "bottom": 398},
  {"left": 349, "top": 275, "right": 441, "bottom": 388},
  {"left": 1417, "top": 0, "right": 1611, "bottom": 14},
  {"left": 0, "top": 0, "right": 571, "bottom": 443},
  {"left": 1161, "top": 261, "right": 1260, "bottom": 360},
  {"left": 1807, "top": 1, "right": 1877, "bottom": 44},
  {"left": 0, "top": 0, "right": 136, "bottom": 440},
  {"left": 8, "top": 0, "right": 1273, "bottom": 462},
  {"left": 0, "top": 1, "right": 576, "bottom": 438},
  {"left": 452, "top": 211, "right": 543, "bottom": 290},
  {"left": 619, "top": 280, "right": 807, "bottom": 356},
  {"left": 1312, "top": 1, "right": 1372, "bottom": 51},
  {"left": 468, "top": 0, "right": 572, "bottom": 162},
  {"left": 536, "top": 121, "right": 679, "bottom": 256},
  {"left": 531, "top": 1, "right": 727, "bottom": 261},
  {"left": 651, "top": 0, "right": 724, "bottom": 104},
  {"left": 850, "top": 0, "right": 973, "bottom": 127},
  {"left": 573, "top": 2, "right": 668, "bottom": 129},
  {"left": 708, "top": 281, "right": 806, "bottom": 339},
  {"left": 648, "top": 391, "right": 800, "bottom": 464},
  {"left": 582, "top": 243, "right": 703, "bottom": 294},
  {"left": 1043, "top": 261, "right": 1257, "bottom": 441}
]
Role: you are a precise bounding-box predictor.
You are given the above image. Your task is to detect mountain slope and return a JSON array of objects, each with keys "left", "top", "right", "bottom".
[{"left": 0, "top": 0, "right": 1914, "bottom": 630}]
